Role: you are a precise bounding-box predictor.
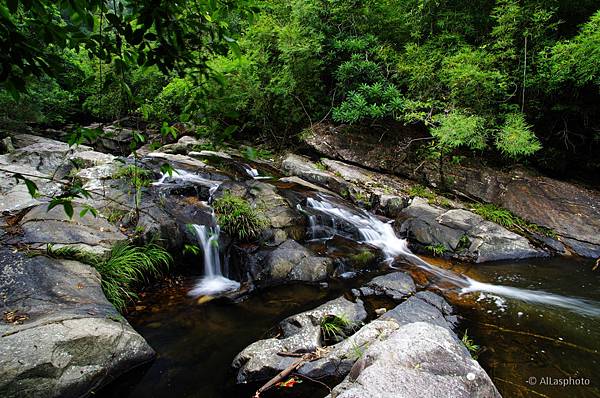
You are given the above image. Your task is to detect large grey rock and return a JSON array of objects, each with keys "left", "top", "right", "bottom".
[
  {"left": 400, "top": 198, "right": 545, "bottom": 262},
  {"left": 232, "top": 296, "right": 367, "bottom": 383},
  {"left": 8, "top": 204, "right": 126, "bottom": 256},
  {"left": 327, "top": 322, "right": 501, "bottom": 398},
  {"left": 0, "top": 248, "right": 154, "bottom": 398},
  {"left": 263, "top": 239, "right": 332, "bottom": 282}
]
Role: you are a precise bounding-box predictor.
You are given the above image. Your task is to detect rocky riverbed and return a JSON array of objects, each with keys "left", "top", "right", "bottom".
[{"left": 1, "top": 129, "right": 599, "bottom": 397}]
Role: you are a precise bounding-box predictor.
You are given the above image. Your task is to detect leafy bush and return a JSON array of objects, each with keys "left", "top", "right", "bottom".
[
  {"left": 212, "top": 192, "right": 267, "bottom": 241},
  {"left": 47, "top": 243, "right": 172, "bottom": 311},
  {"left": 431, "top": 112, "right": 488, "bottom": 152},
  {"left": 496, "top": 113, "right": 541, "bottom": 158}
]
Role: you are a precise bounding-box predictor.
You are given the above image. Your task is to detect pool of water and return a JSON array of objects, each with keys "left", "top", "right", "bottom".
[{"left": 99, "top": 257, "right": 600, "bottom": 398}]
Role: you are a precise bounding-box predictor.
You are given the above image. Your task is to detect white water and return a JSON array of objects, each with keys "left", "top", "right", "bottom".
[
  {"left": 188, "top": 223, "right": 240, "bottom": 297},
  {"left": 154, "top": 168, "right": 221, "bottom": 195},
  {"left": 304, "top": 195, "right": 600, "bottom": 318}
]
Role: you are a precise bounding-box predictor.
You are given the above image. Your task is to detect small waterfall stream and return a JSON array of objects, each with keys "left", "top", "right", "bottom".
[
  {"left": 304, "top": 194, "right": 600, "bottom": 318},
  {"left": 188, "top": 219, "right": 240, "bottom": 297}
]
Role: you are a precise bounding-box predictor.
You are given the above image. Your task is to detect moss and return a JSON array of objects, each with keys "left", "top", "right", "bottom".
[{"left": 349, "top": 250, "right": 376, "bottom": 267}]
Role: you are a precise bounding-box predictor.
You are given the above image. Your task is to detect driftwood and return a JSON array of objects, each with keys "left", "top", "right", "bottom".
[{"left": 253, "top": 348, "right": 328, "bottom": 398}]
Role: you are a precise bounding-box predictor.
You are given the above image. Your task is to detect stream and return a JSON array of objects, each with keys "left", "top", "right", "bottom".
[{"left": 101, "top": 159, "right": 599, "bottom": 398}]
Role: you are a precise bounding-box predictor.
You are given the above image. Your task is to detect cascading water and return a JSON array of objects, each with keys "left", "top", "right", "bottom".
[
  {"left": 152, "top": 168, "right": 239, "bottom": 296},
  {"left": 303, "top": 194, "right": 600, "bottom": 318},
  {"left": 188, "top": 221, "right": 240, "bottom": 297}
]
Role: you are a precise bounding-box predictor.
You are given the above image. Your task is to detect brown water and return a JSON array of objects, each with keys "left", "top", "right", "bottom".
[{"left": 98, "top": 256, "right": 599, "bottom": 398}]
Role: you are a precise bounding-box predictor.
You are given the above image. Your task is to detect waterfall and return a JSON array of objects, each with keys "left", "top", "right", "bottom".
[
  {"left": 188, "top": 220, "right": 240, "bottom": 297},
  {"left": 304, "top": 194, "right": 600, "bottom": 317}
]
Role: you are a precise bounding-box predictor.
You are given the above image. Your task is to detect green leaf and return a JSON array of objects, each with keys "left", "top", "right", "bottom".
[
  {"left": 160, "top": 163, "right": 174, "bottom": 177},
  {"left": 14, "top": 174, "right": 39, "bottom": 198}
]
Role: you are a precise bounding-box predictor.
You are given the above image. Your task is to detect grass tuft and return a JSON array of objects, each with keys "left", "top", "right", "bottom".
[
  {"left": 47, "top": 242, "right": 172, "bottom": 312},
  {"left": 212, "top": 192, "right": 267, "bottom": 241}
]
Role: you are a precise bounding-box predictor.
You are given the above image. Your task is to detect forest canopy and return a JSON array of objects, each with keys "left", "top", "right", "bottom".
[{"left": 1, "top": 0, "right": 599, "bottom": 174}]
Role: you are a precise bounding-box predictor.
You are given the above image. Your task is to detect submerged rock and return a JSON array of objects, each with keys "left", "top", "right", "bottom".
[{"left": 0, "top": 248, "right": 154, "bottom": 398}]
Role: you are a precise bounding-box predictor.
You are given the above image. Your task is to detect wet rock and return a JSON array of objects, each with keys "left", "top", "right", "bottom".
[
  {"left": 263, "top": 239, "right": 333, "bottom": 282},
  {"left": 232, "top": 296, "right": 368, "bottom": 383},
  {"left": 303, "top": 124, "right": 600, "bottom": 258},
  {"left": 0, "top": 248, "right": 154, "bottom": 398},
  {"left": 400, "top": 198, "right": 545, "bottom": 262},
  {"left": 278, "top": 176, "right": 337, "bottom": 196},
  {"left": 300, "top": 318, "right": 400, "bottom": 379},
  {"left": 1, "top": 136, "right": 14, "bottom": 153},
  {"left": 158, "top": 136, "right": 206, "bottom": 154},
  {"left": 327, "top": 322, "right": 501, "bottom": 398},
  {"left": 356, "top": 272, "right": 416, "bottom": 301}
]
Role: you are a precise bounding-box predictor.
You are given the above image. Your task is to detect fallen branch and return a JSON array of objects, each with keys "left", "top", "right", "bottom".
[{"left": 253, "top": 349, "right": 328, "bottom": 398}]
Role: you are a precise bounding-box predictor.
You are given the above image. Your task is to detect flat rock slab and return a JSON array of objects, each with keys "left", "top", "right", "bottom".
[
  {"left": 9, "top": 205, "right": 126, "bottom": 255},
  {"left": 0, "top": 248, "right": 154, "bottom": 398}
]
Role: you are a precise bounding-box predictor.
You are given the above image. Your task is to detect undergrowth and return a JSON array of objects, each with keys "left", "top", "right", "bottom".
[
  {"left": 470, "top": 203, "right": 556, "bottom": 237},
  {"left": 212, "top": 192, "right": 267, "bottom": 241},
  {"left": 47, "top": 242, "right": 172, "bottom": 311}
]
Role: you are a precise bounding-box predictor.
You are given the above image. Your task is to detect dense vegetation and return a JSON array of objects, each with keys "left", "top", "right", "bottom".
[{"left": 2, "top": 0, "right": 600, "bottom": 176}]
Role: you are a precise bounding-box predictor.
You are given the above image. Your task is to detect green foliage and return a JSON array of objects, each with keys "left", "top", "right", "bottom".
[
  {"left": 408, "top": 184, "right": 435, "bottom": 200},
  {"left": 470, "top": 203, "right": 556, "bottom": 237},
  {"left": 113, "top": 164, "right": 152, "bottom": 188},
  {"left": 496, "top": 113, "right": 541, "bottom": 158},
  {"left": 320, "top": 314, "right": 350, "bottom": 343},
  {"left": 431, "top": 112, "right": 488, "bottom": 152},
  {"left": 212, "top": 192, "right": 267, "bottom": 241},
  {"left": 47, "top": 242, "right": 172, "bottom": 311},
  {"left": 425, "top": 244, "right": 446, "bottom": 257},
  {"left": 461, "top": 329, "right": 481, "bottom": 359}
]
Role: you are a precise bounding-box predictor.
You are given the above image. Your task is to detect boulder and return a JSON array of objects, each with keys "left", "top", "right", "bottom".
[
  {"left": 232, "top": 296, "right": 368, "bottom": 383},
  {"left": 0, "top": 248, "right": 154, "bottom": 398},
  {"left": 262, "top": 239, "right": 333, "bottom": 282},
  {"left": 400, "top": 198, "right": 545, "bottom": 262},
  {"left": 327, "top": 322, "right": 501, "bottom": 398}
]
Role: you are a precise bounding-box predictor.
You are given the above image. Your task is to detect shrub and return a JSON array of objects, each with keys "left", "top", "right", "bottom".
[
  {"left": 47, "top": 242, "right": 172, "bottom": 311},
  {"left": 212, "top": 192, "right": 267, "bottom": 241},
  {"left": 495, "top": 113, "right": 541, "bottom": 158},
  {"left": 431, "top": 111, "right": 488, "bottom": 152}
]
